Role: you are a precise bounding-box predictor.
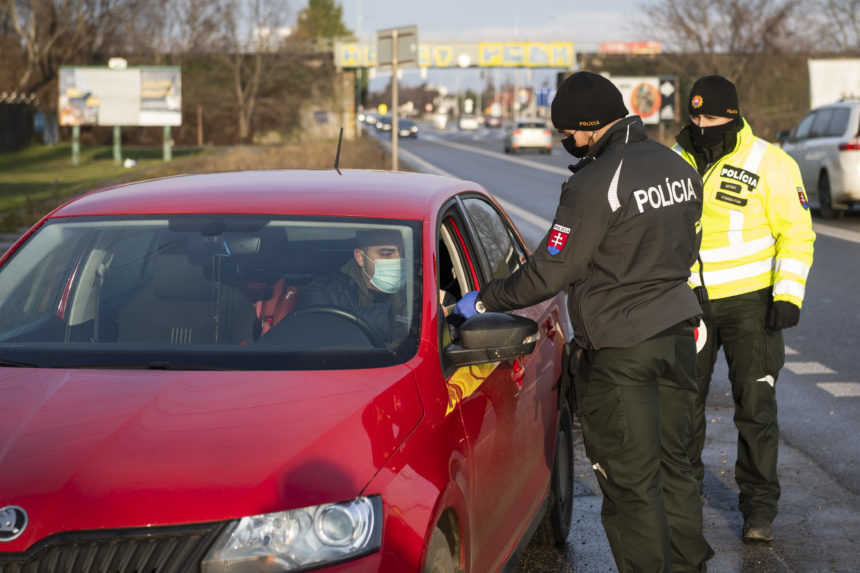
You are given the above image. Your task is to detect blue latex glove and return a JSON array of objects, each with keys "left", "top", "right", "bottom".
[{"left": 453, "top": 291, "right": 480, "bottom": 319}]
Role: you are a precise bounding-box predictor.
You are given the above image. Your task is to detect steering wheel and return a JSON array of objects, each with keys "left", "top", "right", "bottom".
[{"left": 281, "top": 306, "right": 384, "bottom": 347}]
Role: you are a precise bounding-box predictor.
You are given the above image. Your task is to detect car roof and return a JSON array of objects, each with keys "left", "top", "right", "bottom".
[{"left": 50, "top": 170, "right": 483, "bottom": 221}]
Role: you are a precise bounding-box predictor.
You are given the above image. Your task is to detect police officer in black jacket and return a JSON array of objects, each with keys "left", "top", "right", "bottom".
[{"left": 454, "top": 72, "right": 713, "bottom": 572}]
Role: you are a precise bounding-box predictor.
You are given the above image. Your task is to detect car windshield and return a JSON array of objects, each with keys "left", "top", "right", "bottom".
[
  {"left": 517, "top": 122, "right": 546, "bottom": 129},
  {"left": 0, "top": 215, "right": 421, "bottom": 370}
]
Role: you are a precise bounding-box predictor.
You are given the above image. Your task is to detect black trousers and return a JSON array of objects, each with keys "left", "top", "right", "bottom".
[
  {"left": 690, "top": 287, "right": 785, "bottom": 525},
  {"left": 577, "top": 322, "right": 713, "bottom": 573}
]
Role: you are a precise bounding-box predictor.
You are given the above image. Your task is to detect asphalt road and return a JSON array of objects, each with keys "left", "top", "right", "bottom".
[{"left": 372, "top": 121, "right": 860, "bottom": 573}]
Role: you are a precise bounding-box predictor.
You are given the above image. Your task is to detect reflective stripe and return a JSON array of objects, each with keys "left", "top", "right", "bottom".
[
  {"left": 700, "top": 235, "right": 775, "bottom": 263},
  {"left": 607, "top": 159, "right": 623, "bottom": 212},
  {"left": 775, "top": 258, "right": 811, "bottom": 280},
  {"left": 671, "top": 144, "right": 683, "bottom": 156},
  {"left": 773, "top": 279, "right": 806, "bottom": 300},
  {"left": 743, "top": 138, "right": 769, "bottom": 172},
  {"left": 689, "top": 257, "right": 774, "bottom": 286}
]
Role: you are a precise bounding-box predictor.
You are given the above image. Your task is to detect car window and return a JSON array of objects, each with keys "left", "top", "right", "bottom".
[
  {"left": 793, "top": 112, "right": 816, "bottom": 140},
  {"left": 810, "top": 109, "right": 834, "bottom": 138},
  {"left": 517, "top": 122, "right": 547, "bottom": 129},
  {"left": 0, "top": 215, "right": 421, "bottom": 370},
  {"left": 826, "top": 108, "right": 850, "bottom": 137},
  {"left": 461, "top": 198, "right": 526, "bottom": 282}
]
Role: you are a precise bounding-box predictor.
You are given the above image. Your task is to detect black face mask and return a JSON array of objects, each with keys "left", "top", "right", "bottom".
[
  {"left": 690, "top": 118, "right": 739, "bottom": 149},
  {"left": 562, "top": 135, "right": 590, "bottom": 158}
]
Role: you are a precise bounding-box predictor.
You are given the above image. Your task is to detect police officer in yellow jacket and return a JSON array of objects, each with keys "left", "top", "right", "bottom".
[{"left": 673, "top": 75, "right": 815, "bottom": 543}]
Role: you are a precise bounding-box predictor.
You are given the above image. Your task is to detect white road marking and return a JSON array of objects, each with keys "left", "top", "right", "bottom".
[
  {"left": 813, "top": 222, "right": 860, "bottom": 245},
  {"left": 423, "top": 134, "right": 571, "bottom": 177},
  {"left": 817, "top": 382, "right": 860, "bottom": 397},
  {"left": 784, "top": 345, "right": 799, "bottom": 355},
  {"left": 784, "top": 361, "right": 836, "bottom": 375},
  {"left": 394, "top": 140, "right": 552, "bottom": 233}
]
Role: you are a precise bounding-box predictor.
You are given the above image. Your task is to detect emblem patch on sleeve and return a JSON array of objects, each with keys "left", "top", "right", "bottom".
[
  {"left": 547, "top": 223, "right": 571, "bottom": 255},
  {"left": 797, "top": 187, "right": 809, "bottom": 210}
]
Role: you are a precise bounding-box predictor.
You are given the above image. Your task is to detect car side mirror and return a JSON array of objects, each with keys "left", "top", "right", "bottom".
[{"left": 444, "top": 312, "right": 539, "bottom": 367}]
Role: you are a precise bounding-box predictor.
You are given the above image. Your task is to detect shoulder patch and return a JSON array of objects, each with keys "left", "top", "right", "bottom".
[
  {"left": 797, "top": 187, "right": 809, "bottom": 210},
  {"left": 547, "top": 223, "right": 571, "bottom": 255}
]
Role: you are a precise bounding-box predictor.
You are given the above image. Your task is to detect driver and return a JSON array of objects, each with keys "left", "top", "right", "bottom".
[{"left": 300, "top": 229, "right": 408, "bottom": 344}]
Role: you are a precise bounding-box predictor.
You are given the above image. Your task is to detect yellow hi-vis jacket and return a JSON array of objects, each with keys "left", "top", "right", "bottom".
[{"left": 673, "top": 119, "right": 815, "bottom": 308}]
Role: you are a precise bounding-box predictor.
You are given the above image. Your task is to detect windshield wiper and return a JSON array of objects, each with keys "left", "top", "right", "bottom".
[
  {"left": 68, "top": 361, "right": 216, "bottom": 371},
  {"left": 0, "top": 359, "right": 40, "bottom": 368}
]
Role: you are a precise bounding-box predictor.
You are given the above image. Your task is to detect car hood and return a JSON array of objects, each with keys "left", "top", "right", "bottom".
[{"left": 0, "top": 365, "right": 422, "bottom": 551}]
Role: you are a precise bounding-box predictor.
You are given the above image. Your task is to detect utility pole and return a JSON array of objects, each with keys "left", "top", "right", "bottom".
[{"left": 392, "top": 28, "right": 399, "bottom": 171}]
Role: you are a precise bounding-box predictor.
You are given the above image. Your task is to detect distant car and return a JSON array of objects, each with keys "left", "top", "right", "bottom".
[
  {"left": 364, "top": 112, "right": 380, "bottom": 126},
  {"left": 458, "top": 115, "right": 480, "bottom": 131},
  {"left": 375, "top": 115, "right": 392, "bottom": 132},
  {"left": 0, "top": 170, "right": 573, "bottom": 573},
  {"left": 485, "top": 115, "right": 503, "bottom": 128},
  {"left": 432, "top": 113, "right": 448, "bottom": 130},
  {"left": 780, "top": 100, "right": 860, "bottom": 218},
  {"left": 505, "top": 119, "right": 553, "bottom": 154},
  {"left": 397, "top": 118, "right": 419, "bottom": 138}
]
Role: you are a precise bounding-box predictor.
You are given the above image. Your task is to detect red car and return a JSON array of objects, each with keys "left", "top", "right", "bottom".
[{"left": 0, "top": 170, "right": 572, "bottom": 572}]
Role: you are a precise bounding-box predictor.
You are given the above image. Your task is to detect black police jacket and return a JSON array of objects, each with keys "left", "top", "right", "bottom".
[
  {"left": 478, "top": 116, "right": 703, "bottom": 349},
  {"left": 300, "top": 259, "right": 408, "bottom": 345}
]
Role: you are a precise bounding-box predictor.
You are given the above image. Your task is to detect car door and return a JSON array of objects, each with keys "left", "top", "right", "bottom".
[
  {"left": 783, "top": 111, "right": 817, "bottom": 198},
  {"left": 436, "top": 207, "right": 534, "bottom": 573},
  {"left": 458, "top": 195, "right": 564, "bottom": 568}
]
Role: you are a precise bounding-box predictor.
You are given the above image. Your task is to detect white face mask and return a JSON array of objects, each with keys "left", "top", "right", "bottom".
[{"left": 365, "top": 254, "right": 405, "bottom": 293}]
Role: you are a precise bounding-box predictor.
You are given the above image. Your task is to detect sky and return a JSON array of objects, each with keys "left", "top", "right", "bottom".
[{"left": 293, "top": 0, "right": 646, "bottom": 93}]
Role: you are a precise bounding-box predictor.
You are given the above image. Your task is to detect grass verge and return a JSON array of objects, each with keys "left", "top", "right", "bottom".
[{"left": 0, "top": 136, "right": 394, "bottom": 232}]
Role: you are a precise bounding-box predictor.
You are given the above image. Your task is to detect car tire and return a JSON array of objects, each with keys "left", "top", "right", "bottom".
[
  {"left": 534, "top": 398, "right": 574, "bottom": 548},
  {"left": 818, "top": 171, "right": 842, "bottom": 220},
  {"left": 424, "top": 526, "right": 457, "bottom": 573}
]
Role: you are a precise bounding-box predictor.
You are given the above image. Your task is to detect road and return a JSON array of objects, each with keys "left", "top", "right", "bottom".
[{"left": 373, "top": 121, "right": 860, "bottom": 573}]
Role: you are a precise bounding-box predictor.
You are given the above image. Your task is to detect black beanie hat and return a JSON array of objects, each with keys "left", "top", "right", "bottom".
[
  {"left": 688, "top": 75, "right": 739, "bottom": 119},
  {"left": 551, "top": 71, "right": 628, "bottom": 131}
]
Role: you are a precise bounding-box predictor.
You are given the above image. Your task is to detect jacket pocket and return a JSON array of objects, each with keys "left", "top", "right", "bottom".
[{"left": 580, "top": 384, "right": 628, "bottom": 463}]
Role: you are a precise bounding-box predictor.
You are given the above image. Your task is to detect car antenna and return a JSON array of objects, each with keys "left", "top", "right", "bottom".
[{"left": 333, "top": 127, "right": 344, "bottom": 175}]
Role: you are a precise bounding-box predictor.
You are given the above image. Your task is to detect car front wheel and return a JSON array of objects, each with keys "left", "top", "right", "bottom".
[{"left": 818, "top": 171, "right": 843, "bottom": 220}]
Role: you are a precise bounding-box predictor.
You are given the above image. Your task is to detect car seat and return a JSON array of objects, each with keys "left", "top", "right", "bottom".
[{"left": 116, "top": 253, "right": 255, "bottom": 344}]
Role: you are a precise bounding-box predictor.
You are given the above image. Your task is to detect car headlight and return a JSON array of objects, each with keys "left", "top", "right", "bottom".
[
  {"left": 201, "top": 496, "right": 382, "bottom": 573},
  {"left": 411, "top": 126, "right": 418, "bottom": 132}
]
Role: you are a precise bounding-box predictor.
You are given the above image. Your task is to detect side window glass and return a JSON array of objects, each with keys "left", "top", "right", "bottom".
[
  {"left": 826, "top": 108, "right": 850, "bottom": 137},
  {"left": 810, "top": 109, "right": 834, "bottom": 138},
  {"left": 793, "top": 112, "right": 816, "bottom": 140},
  {"left": 462, "top": 197, "right": 525, "bottom": 282}
]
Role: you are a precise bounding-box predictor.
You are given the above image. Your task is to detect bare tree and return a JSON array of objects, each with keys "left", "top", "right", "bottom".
[
  {"left": 214, "top": 0, "right": 289, "bottom": 142},
  {"left": 811, "top": 0, "right": 860, "bottom": 51},
  {"left": 169, "top": 0, "right": 221, "bottom": 55},
  {"left": 3, "top": 0, "right": 147, "bottom": 94},
  {"left": 637, "top": 0, "right": 804, "bottom": 81}
]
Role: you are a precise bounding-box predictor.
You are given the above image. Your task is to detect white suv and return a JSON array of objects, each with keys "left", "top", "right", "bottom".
[{"left": 780, "top": 100, "right": 860, "bottom": 218}]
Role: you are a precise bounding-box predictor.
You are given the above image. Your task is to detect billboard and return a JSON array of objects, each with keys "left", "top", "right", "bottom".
[
  {"left": 599, "top": 41, "right": 661, "bottom": 55},
  {"left": 59, "top": 66, "right": 182, "bottom": 127},
  {"left": 609, "top": 76, "right": 677, "bottom": 125}
]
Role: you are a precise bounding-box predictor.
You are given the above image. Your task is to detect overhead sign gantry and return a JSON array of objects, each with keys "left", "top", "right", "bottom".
[{"left": 335, "top": 41, "right": 576, "bottom": 69}]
